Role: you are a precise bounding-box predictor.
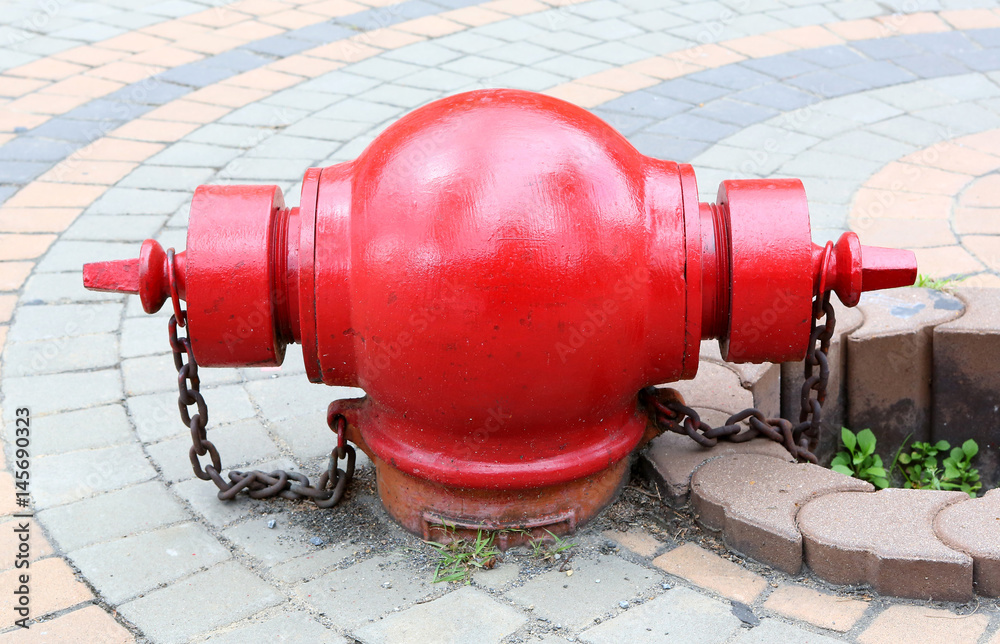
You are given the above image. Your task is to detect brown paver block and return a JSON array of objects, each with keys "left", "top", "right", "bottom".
[
  {"left": 857, "top": 605, "right": 990, "bottom": 644},
  {"left": 0, "top": 557, "right": 92, "bottom": 618},
  {"left": 602, "top": 529, "right": 660, "bottom": 558},
  {"left": 847, "top": 287, "right": 963, "bottom": 449},
  {"left": 0, "top": 605, "right": 133, "bottom": 644},
  {"left": 782, "top": 300, "right": 863, "bottom": 463},
  {"left": 932, "top": 288, "right": 1000, "bottom": 483},
  {"left": 652, "top": 542, "right": 767, "bottom": 604},
  {"left": 763, "top": 584, "right": 869, "bottom": 632},
  {"left": 691, "top": 454, "right": 873, "bottom": 574},
  {"left": 798, "top": 488, "right": 972, "bottom": 601},
  {"left": 640, "top": 413, "right": 793, "bottom": 506},
  {"left": 934, "top": 488, "right": 1000, "bottom": 597}
]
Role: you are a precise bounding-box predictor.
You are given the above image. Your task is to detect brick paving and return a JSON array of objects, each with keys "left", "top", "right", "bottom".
[{"left": 2, "top": 0, "right": 1000, "bottom": 642}]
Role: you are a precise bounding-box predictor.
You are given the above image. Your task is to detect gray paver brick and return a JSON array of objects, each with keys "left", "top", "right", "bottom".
[
  {"left": 122, "top": 354, "right": 240, "bottom": 396},
  {"left": 118, "top": 561, "right": 283, "bottom": 644},
  {"left": 220, "top": 156, "right": 312, "bottom": 181},
  {"left": 794, "top": 45, "right": 867, "bottom": 69},
  {"left": 490, "top": 67, "right": 567, "bottom": 91},
  {"left": 17, "top": 405, "right": 132, "bottom": 457},
  {"left": 786, "top": 70, "right": 870, "bottom": 98},
  {"left": 147, "top": 419, "right": 279, "bottom": 482},
  {"left": 121, "top": 315, "right": 171, "bottom": 358},
  {"left": 37, "top": 480, "right": 190, "bottom": 551},
  {"left": 172, "top": 467, "right": 290, "bottom": 527},
  {"left": 130, "top": 383, "right": 256, "bottom": 443},
  {"left": 147, "top": 142, "right": 242, "bottom": 168},
  {"left": 2, "top": 333, "right": 118, "bottom": 376},
  {"left": 220, "top": 104, "right": 309, "bottom": 128},
  {"left": 896, "top": 54, "right": 970, "bottom": 79},
  {"left": 86, "top": 187, "right": 192, "bottom": 216},
  {"left": 296, "top": 555, "right": 436, "bottom": 628},
  {"left": 70, "top": 522, "right": 231, "bottom": 603},
  {"left": 22, "top": 272, "right": 123, "bottom": 304},
  {"left": 741, "top": 54, "right": 821, "bottom": 79},
  {"left": 535, "top": 53, "right": 610, "bottom": 78},
  {"left": 506, "top": 555, "right": 661, "bottom": 630},
  {"left": 268, "top": 413, "right": 352, "bottom": 461},
  {"left": 2, "top": 368, "right": 122, "bottom": 417},
  {"left": 354, "top": 586, "right": 528, "bottom": 644},
  {"left": 8, "top": 302, "right": 122, "bottom": 342},
  {"left": 64, "top": 214, "right": 166, "bottom": 241},
  {"left": 245, "top": 135, "right": 339, "bottom": 160},
  {"left": 222, "top": 513, "right": 315, "bottom": 566},
  {"left": 36, "top": 240, "right": 136, "bottom": 273},
  {"left": 578, "top": 586, "right": 740, "bottom": 644},
  {"left": 34, "top": 442, "right": 156, "bottom": 508},
  {"left": 246, "top": 376, "right": 363, "bottom": 421},
  {"left": 269, "top": 544, "right": 356, "bottom": 583},
  {"left": 0, "top": 138, "right": 73, "bottom": 162},
  {"left": 194, "top": 611, "right": 348, "bottom": 644},
  {"left": 117, "top": 165, "right": 216, "bottom": 191},
  {"left": 186, "top": 123, "right": 276, "bottom": 148},
  {"left": 733, "top": 84, "right": 816, "bottom": 110},
  {"left": 731, "top": 619, "right": 844, "bottom": 643}
]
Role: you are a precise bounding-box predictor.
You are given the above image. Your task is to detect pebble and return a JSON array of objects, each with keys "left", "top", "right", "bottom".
[
  {"left": 595, "top": 579, "right": 601, "bottom": 583},
  {"left": 310, "top": 537, "right": 325, "bottom": 546},
  {"left": 662, "top": 583, "right": 672, "bottom": 590},
  {"left": 267, "top": 519, "right": 276, "bottom": 529},
  {"left": 619, "top": 601, "right": 629, "bottom": 609}
]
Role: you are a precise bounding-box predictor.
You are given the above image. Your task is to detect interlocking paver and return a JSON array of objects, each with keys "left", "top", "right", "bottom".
[
  {"left": 195, "top": 611, "right": 348, "bottom": 644},
  {"left": 354, "top": 586, "right": 528, "bottom": 644},
  {"left": 578, "top": 586, "right": 740, "bottom": 644},
  {"left": 762, "top": 584, "right": 869, "bottom": 632},
  {"left": 506, "top": 554, "right": 661, "bottom": 630},
  {"left": 856, "top": 605, "right": 990, "bottom": 644},
  {"left": 692, "top": 454, "right": 873, "bottom": 574},
  {"left": 730, "top": 619, "right": 844, "bottom": 644},
  {"left": 118, "top": 561, "right": 282, "bottom": 644},
  {"left": 38, "top": 480, "right": 190, "bottom": 551},
  {"left": 147, "top": 419, "right": 279, "bottom": 482},
  {"left": 70, "top": 522, "right": 231, "bottom": 603},
  {"left": 934, "top": 488, "right": 1000, "bottom": 597},
  {"left": 652, "top": 543, "right": 767, "bottom": 604},
  {"left": 296, "top": 554, "right": 437, "bottom": 629},
  {"left": 799, "top": 488, "right": 973, "bottom": 601},
  {"left": 34, "top": 442, "right": 156, "bottom": 508},
  {"left": 2, "top": 333, "right": 118, "bottom": 376},
  {"left": 0, "top": 557, "right": 92, "bottom": 619}
]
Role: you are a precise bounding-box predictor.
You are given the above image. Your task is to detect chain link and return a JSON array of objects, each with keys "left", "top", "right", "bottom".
[
  {"left": 640, "top": 291, "right": 835, "bottom": 464},
  {"left": 164, "top": 249, "right": 355, "bottom": 508}
]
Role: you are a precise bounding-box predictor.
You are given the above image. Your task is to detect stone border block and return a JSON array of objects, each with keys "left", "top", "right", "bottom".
[
  {"left": 934, "top": 488, "right": 1000, "bottom": 597},
  {"left": 798, "top": 488, "right": 972, "bottom": 602},
  {"left": 640, "top": 410, "right": 794, "bottom": 507},
  {"left": 932, "top": 287, "right": 1000, "bottom": 484},
  {"left": 781, "top": 299, "right": 863, "bottom": 464},
  {"left": 691, "top": 453, "right": 873, "bottom": 574},
  {"left": 847, "top": 287, "right": 963, "bottom": 449}
]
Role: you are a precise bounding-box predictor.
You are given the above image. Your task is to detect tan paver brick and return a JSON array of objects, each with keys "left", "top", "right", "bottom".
[
  {"left": 771, "top": 25, "right": 843, "bottom": 47},
  {"left": 763, "top": 584, "right": 869, "bottom": 632},
  {"left": 0, "top": 519, "right": 53, "bottom": 572},
  {"left": 940, "top": 8, "right": 1000, "bottom": 29},
  {"left": 99, "top": 32, "right": 171, "bottom": 54},
  {"left": 83, "top": 138, "right": 165, "bottom": 162},
  {"left": 39, "top": 161, "right": 139, "bottom": 186},
  {"left": 53, "top": 45, "right": 127, "bottom": 67},
  {"left": 603, "top": 529, "right": 660, "bottom": 558},
  {"left": 110, "top": 119, "right": 200, "bottom": 143},
  {"left": 857, "top": 605, "right": 989, "bottom": 644},
  {"left": 0, "top": 263, "right": 34, "bottom": 292},
  {"left": 266, "top": 55, "right": 343, "bottom": 78},
  {"left": 910, "top": 245, "right": 984, "bottom": 278},
  {"left": 39, "top": 75, "right": 124, "bottom": 99},
  {"left": 6, "top": 93, "right": 91, "bottom": 116},
  {"left": 5, "top": 183, "right": 106, "bottom": 209},
  {"left": 396, "top": 15, "right": 465, "bottom": 37},
  {"left": 544, "top": 82, "right": 621, "bottom": 108},
  {"left": 355, "top": 28, "right": 425, "bottom": 50},
  {"left": 0, "top": 558, "right": 92, "bottom": 618},
  {"left": 722, "top": 35, "right": 797, "bottom": 57},
  {"left": 442, "top": 6, "right": 508, "bottom": 27},
  {"left": 0, "top": 294, "right": 16, "bottom": 323},
  {"left": 0, "top": 605, "right": 133, "bottom": 644},
  {"left": 0, "top": 234, "right": 56, "bottom": 260},
  {"left": 652, "top": 543, "right": 767, "bottom": 604},
  {"left": 578, "top": 69, "right": 658, "bottom": 92},
  {"left": 0, "top": 77, "right": 48, "bottom": 99},
  {"left": 7, "top": 59, "right": 88, "bottom": 81},
  {"left": 934, "top": 481, "right": 1000, "bottom": 597},
  {"left": 222, "top": 68, "right": 303, "bottom": 90},
  {"left": 299, "top": 0, "right": 367, "bottom": 18},
  {"left": 878, "top": 11, "right": 950, "bottom": 34}
]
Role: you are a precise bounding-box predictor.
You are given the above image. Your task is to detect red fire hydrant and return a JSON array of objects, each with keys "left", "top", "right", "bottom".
[{"left": 84, "top": 89, "right": 916, "bottom": 542}]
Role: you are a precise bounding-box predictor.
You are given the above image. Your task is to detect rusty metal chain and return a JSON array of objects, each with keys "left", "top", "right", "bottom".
[
  {"left": 640, "top": 291, "right": 835, "bottom": 463},
  {"left": 164, "top": 249, "right": 355, "bottom": 508}
]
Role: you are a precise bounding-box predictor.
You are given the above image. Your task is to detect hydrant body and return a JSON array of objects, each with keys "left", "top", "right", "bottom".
[{"left": 84, "top": 89, "right": 917, "bottom": 541}]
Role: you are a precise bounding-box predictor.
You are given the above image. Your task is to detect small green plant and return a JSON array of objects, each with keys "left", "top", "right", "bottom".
[
  {"left": 528, "top": 530, "right": 577, "bottom": 564},
  {"left": 831, "top": 428, "right": 889, "bottom": 489},
  {"left": 425, "top": 529, "right": 500, "bottom": 584},
  {"left": 913, "top": 273, "right": 965, "bottom": 291},
  {"left": 897, "top": 438, "right": 981, "bottom": 497}
]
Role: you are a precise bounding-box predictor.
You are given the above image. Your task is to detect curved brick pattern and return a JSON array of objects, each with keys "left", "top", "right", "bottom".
[
  {"left": 3, "top": 0, "right": 1000, "bottom": 639},
  {"left": 799, "top": 488, "right": 972, "bottom": 602},
  {"left": 640, "top": 410, "right": 794, "bottom": 507},
  {"left": 933, "top": 288, "right": 1000, "bottom": 484},
  {"left": 691, "top": 453, "right": 873, "bottom": 574},
  {"left": 847, "top": 286, "right": 963, "bottom": 449},
  {"left": 934, "top": 488, "right": 1000, "bottom": 598},
  {"left": 781, "top": 299, "right": 863, "bottom": 464}
]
